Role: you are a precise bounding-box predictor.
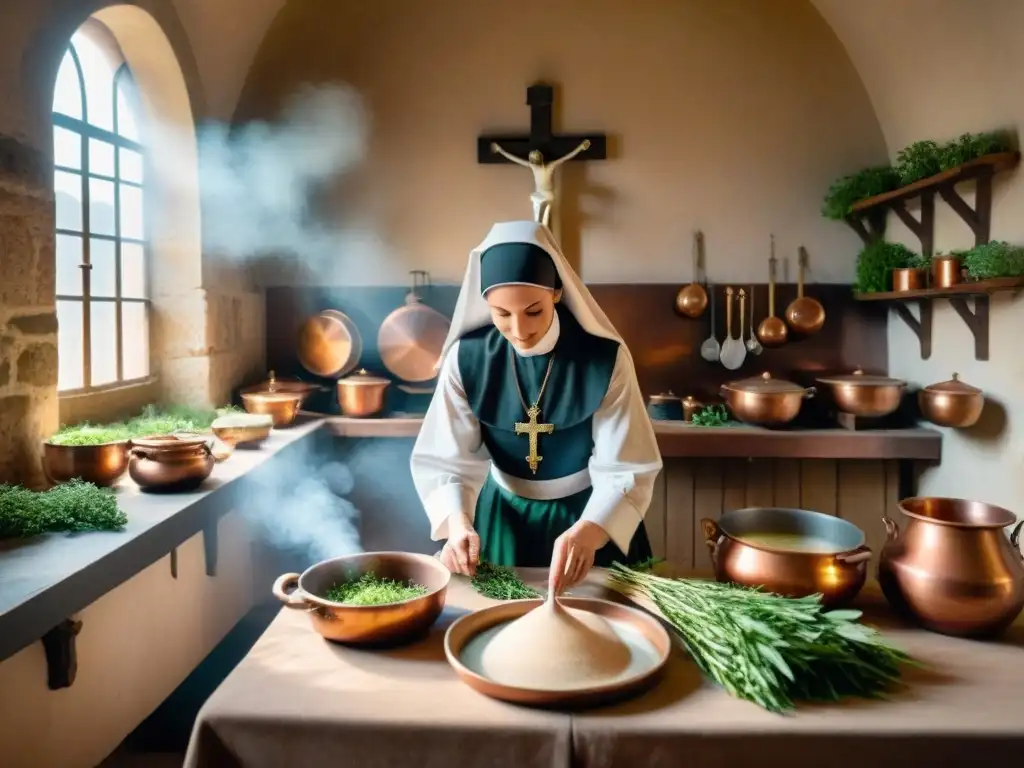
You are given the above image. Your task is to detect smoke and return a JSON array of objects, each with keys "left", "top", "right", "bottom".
[
  {"left": 188, "top": 83, "right": 394, "bottom": 284},
  {"left": 240, "top": 458, "right": 364, "bottom": 563}
]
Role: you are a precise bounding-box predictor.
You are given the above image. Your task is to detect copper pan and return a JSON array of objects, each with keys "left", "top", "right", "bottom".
[
  {"left": 444, "top": 596, "right": 671, "bottom": 708},
  {"left": 674, "top": 230, "right": 708, "bottom": 319},
  {"left": 297, "top": 309, "right": 363, "bottom": 378},
  {"left": 378, "top": 271, "right": 451, "bottom": 383},
  {"left": 784, "top": 246, "right": 825, "bottom": 336},
  {"left": 272, "top": 552, "right": 451, "bottom": 645}
]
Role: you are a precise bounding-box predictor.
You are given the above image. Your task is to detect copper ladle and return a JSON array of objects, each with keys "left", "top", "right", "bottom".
[
  {"left": 785, "top": 246, "right": 825, "bottom": 336},
  {"left": 756, "top": 235, "right": 788, "bottom": 348},
  {"left": 675, "top": 230, "right": 708, "bottom": 319}
]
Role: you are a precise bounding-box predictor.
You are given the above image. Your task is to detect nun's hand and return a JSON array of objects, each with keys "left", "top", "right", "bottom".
[
  {"left": 549, "top": 521, "right": 609, "bottom": 595},
  {"left": 441, "top": 512, "right": 480, "bottom": 577}
]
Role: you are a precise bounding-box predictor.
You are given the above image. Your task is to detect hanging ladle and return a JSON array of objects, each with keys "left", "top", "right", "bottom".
[
  {"left": 757, "top": 235, "right": 788, "bottom": 348},
  {"left": 675, "top": 230, "right": 708, "bottom": 319},
  {"left": 784, "top": 245, "right": 825, "bottom": 336},
  {"left": 719, "top": 287, "right": 747, "bottom": 371}
]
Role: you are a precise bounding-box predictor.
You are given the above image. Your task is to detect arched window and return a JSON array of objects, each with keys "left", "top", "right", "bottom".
[{"left": 52, "top": 20, "right": 149, "bottom": 393}]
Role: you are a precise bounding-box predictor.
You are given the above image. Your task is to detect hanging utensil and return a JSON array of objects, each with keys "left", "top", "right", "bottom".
[
  {"left": 674, "top": 230, "right": 708, "bottom": 319},
  {"left": 784, "top": 246, "right": 825, "bottom": 336},
  {"left": 756, "top": 235, "right": 788, "bottom": 348},
  {"left": 745, "top": 284, "right": 763, "bottom": 355},
  {"left": 378, "top": 270, "right": 452, "bottom": 383},
  {"left": 720, "top": 287, "right": 746, "bottom": 370},
  {"left": 699, "top": 285, "right": 721, "bottom": 362}
]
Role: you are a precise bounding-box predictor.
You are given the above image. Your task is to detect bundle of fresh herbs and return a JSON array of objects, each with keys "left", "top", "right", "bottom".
[
  {"left": 48, "top": 404, "right": 243, "bottom": 446},
  {"left": 607, "top": 563, "right": 915, "bottom": 713},
  {"left": 471, "top": 560, "right": 541, "bottom": 600},
  {"left": 854, "top": 240, "right": 920, "bottom": 293},
  {"left": 956, "top": 240, "right": 1024, "bottom": 280},
  {"left": 323, "top": 573, "right": 428, "bottom": 605},
  {"left": 690, "top": 404, "right": 733, "bottom": 427},
  {"left": 895, "top": 140, "right": 942, "bottom": 185},
  {"left": 937, "top": 131, "right": 1012, "bottom": 171},
  {"left": 0, "top": 479, "right": 127, "bottom": 538},
  {"left": 821, "top": 166, "right": 900, "bottom": 220}
]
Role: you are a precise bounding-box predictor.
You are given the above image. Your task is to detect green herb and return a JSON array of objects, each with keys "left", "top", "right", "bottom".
[
  {"left": 821, "top": 166, "right": 901, "bottom": 220},
  {"left": 690, "top": 404, "right": 733, "bottom": 427},
  {"left": 471, "top": 560, "right": 541, "bottom": 600},
  {"left": 323, "top": 573, "right": 428, "bottom": 605},
  {"left": 607, "top": 563, "right": 916, "bottom": 714},
  {"left": 904, "top": 252, "right": 930, "bottom": 270},
  {"left": 854, "top": 240, "right": 920, "bottom": 293},
  {"left": 0, "top": 479, "right": 127, "bottom": 538},
  {"left": 895, "top": 140, "right": 941, "bottom": 185},
  {"left": 48, "top": 404, "right": 243, "bottom": 446},
  {"left": 937, "top": 131, "right": 1012, "bottom": 171},
  {"left": 957, "top": 240, "right": 1024, "bottom": 279}
]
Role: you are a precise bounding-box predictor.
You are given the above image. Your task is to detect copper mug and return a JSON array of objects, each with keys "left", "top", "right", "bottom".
[
  {"left": 878, "top": 497, "right": 1024, "bottom": 638},
  {"left": 701, "top": 507, "right": 872, "bottom": 608}
]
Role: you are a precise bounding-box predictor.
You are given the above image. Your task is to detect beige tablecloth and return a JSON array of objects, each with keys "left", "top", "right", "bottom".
[{"left": 185, "top": 569, "right": 1024, "bottom": 768}]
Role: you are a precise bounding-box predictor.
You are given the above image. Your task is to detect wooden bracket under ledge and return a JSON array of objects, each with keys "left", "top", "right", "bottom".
[
  {"left": 891, "top": 300, "right": 933, "bottom": 359},
  {"left": 41, "top": 618, "right": 82, "bottom": 690},
  {"left": 203, "top": 521, "right": 218, "bottom": 577}
]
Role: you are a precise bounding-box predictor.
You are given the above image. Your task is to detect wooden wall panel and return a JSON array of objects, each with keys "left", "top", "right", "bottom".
[
  {"left": 658, "top": 458, "right": 900, "bottom": 572},
  {"left": 646, "top": 467, "right": 668, "bottom": 560}
]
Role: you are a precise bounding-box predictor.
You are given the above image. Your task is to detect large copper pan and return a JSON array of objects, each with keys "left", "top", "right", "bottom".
[
  {"left": 444, "top": 596, "right": 670, "bottom": 708},
  {"left": 297, "top": 309, "right": 363, "bottom": 378},
  {"left": 378, "top": 271, "right": 450, "bottom": 383}
]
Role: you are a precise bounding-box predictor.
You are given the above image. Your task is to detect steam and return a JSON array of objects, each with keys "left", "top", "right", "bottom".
[
  {"left": 190, "top": 83, "right": 394, "bottom": 284},
  {"left": 240, "top": 459, "right": 363, "bottom": 562}
]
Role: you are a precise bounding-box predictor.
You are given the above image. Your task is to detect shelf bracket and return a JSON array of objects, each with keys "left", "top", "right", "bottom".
[
  {"left": 169, "top": 547, "right": 178, "bottom": 579},
  {"left": 891, "top": 191, "right": 935, "bottom": 258},
  {"left": 948, "top": 295, "right": 990, "bottom": 360},
  {"left": 203, "top": 521, "right": 218, "bottom": 577},
  {"left": 891, "top": 301, "right": 932, "bottom": 359},
  {"left": 938, "top": 170, "right": 993, "bottom": 246},
  {"left": 41, "top": 618, "right": 83, "bottom": 690},
  {"left": 845, "top": 209, "right": 886, "bottom": 246}
]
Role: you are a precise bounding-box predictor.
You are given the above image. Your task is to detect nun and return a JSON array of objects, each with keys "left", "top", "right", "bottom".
[{"left": 410, "top": 220, "right": 663, "bottom": 593}]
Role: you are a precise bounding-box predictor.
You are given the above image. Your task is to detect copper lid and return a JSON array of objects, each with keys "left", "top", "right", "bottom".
[
  {"left": 922, "top": 372, "right": 982, "bottom": 396},
  {"left": 131, "top": 433, "right": 208, "bottom": 450},
  {"left": 649, "top": 390, "right": 682, "bottom": 404},
  {"left": 338, "top": 369, "right": 391, "bottom": 387},
  {"left": 244, "top": 370, "right": 319, "bottom": 395},
  {"left": 724, "top": 371, "right": 806, "bottom": 394},
  {"left": 297, "top": 310, "right": 361, "bottom": 377},
  {"left": 817, "top": 368, "right": 906, "bottom": 387}
]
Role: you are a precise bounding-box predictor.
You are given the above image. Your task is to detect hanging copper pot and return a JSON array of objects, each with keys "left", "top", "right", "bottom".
[
  {"left": 297, "top": 309, "right": 363, "bottom": 379},
  {"left": 784, "top": 246, "right": 825, "bottom": 336},
  {"left": 674, "top": 230, "right": 708, "bottom": 319},
  {"left": 378, "top": 271, "right": 451, "bottom": 383},
  {"left": 918, "top": 372, "right": 984, "bottom": 428}
]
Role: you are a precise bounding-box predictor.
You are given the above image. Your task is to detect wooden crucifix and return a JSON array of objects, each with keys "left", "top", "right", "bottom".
[{"left": 477, "top": 83, "right": 607, "bottom": 237}]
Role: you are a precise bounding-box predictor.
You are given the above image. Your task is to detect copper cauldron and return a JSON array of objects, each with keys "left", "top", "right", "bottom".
[
  {"left": 129, "top": 434, "right": 219, "bottom": 492},
  {"left": 272, "top": 552, "right": 450, "bottom": 645},
  {"left": 702, "top": 507, "right": 872, "bottom": 607},
  {"left": 720, "top": 372, "right": 815, "bottom": 427},
  {"left": 878, "top": 497, "right": 1024, "bottom": 637}
]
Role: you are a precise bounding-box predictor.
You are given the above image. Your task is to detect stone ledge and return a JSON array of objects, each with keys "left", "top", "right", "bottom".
[{"left": 0, "top": 415, "right": 325, "bottom": 666}]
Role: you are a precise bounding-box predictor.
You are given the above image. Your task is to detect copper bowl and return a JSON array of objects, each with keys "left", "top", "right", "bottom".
[
  {"left": 719, "top": 372, "right": 815, "bottom": 427},
  {"left": 241, "top": 391, "right": 303, "bottom": 427},
  {"left": 879, "top": 497, "right": 1024, "bottom": 637},
  {"left": 272, "top": 551, "right": 450, "bottom": 645},
  {"left": 210, "top": 413, "right": 274, "bottom": 448},
  {"left": 702, "top": 507, "right": 871, "bottom": 607},
  {"left": 444, "top": 596, "right": 671, "bottom": 708},
  {"left": 128, "top": 434, "right": 217, "bottom": 492},
  {"left": 42, "top": 440, "right": 130, "bottom": 487},
  {"left": 815, "top": 368, "right": 907, "bottom": 418},
  {"left": 917, "top": 372, "right": 984, "bottom": 428}
]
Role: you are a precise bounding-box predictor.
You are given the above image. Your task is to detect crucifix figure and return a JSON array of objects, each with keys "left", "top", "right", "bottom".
[
  {"left": 514, "top": 404, "right": 555, "bottom": 475},
  {"left": 478, "top": 83, "right": 607, "bottom": 238}
]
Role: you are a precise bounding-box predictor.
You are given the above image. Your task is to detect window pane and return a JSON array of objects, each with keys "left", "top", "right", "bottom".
[
  {"left": 121, "top": 242, "right": 146, "bottom": 299},
  {"left": 89, "top": 176, "right": 116, "bottom": 235},
  {"left": 116, "top": 74, "right": 140, "bottom": 141},
  {"left": 74, "top": 32, "right": 117, "bottom": 131},
  {"left": 57, "top": 300, "right": 85, "bottom": 391},
  {"left": 54, "top": 170, "right": 83, "bottom": 231},
  {"left": 89, "top": 238, "right": 117, "bottom": 297},
  {"left": 119, "top": 183, "right": 144, "bottom": 239},
  {"left": 90, "top": 301, "right": 118, "bottom": 386},
  {"left": 54, "top": 127, "right": 82, "bottom": 170},
  {"left": 122, "top": 302, "right": 150, "bottom": 380},
  {"left": 53, "top": 50, "right": 83, "bottom": 119},
  {"left": 89, "top": 139, "right": 115, "bottom": 177},
  {"left": 119, "top": 148, "right": 143, "bottom": 183},
  {"left": 56, "top": 234, "right": 84, "bottom": 296}
]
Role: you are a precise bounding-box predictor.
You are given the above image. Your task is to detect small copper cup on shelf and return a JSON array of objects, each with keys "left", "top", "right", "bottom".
[
  {"left": 932, "top": 254, "right": 963, "bottom": 289},
  {"left": 892, "top": 267, "right": 927, "bottom": 293}
]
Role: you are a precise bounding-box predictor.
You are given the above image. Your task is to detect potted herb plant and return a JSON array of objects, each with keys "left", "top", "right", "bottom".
[
  {"left": 854, "top": 240, "right": 921, "bottom": 294},
  {"left": 892, "top": 252, "right": 931, "bottom": 292}
]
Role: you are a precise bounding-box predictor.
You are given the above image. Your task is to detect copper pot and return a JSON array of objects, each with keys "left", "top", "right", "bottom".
[
  {"left": 646, "top": 391, "right": 684, "bottom": 421},
  {"left": 719, "top": 372, "right": 814, "bottom": 426},
  {"left": 128, "top": 434, "right": 217, "bottom": 492},
  {"left": 918, "top": 372, "right": 984, "bottom": 428},
  {"left": 241, "top": 370, "right": 323, "bottom": 406},
  {"left": 674, "top": 230, "right": 708, "bottom": 319},
  {"left": 337, "top": 369, "right": 390, "bottom": 418},
  {"left": 892, "top": 267, "right": 927, "bottom": 293},
  {"left": 272, "top": 551, "right": 451, "bottom": 645},
  {"left": 43, "top": 440, "right": 130, "bottom": 487},
  {"left": 701, "top": 508, "right": 871, "bottom": 607},
  {"left": 815, "top": 368, "right": 907, "bottom": 417},
  {"left": 932, "top": 254, "right": 963, "bottom": 289},
  {"left": 241, "top": 390, "right": 303, "bottom": 427},
  {"left": 878, "top": 497, "right": 1024, "bottom": 637}
]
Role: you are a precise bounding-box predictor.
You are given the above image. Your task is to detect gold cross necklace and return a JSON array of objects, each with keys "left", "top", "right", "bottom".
[{"left": 510, "top": 346, "right": 556, "bottom": 475}]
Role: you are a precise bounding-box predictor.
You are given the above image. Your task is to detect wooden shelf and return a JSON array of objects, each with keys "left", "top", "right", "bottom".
[{"left": 854, "top": 276, "right": 1024, "bottom": 301}]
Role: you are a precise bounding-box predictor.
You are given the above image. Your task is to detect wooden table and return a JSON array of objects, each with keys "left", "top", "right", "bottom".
[{"left": 185, "top": 569, "right": 1024, "bottom": 768}]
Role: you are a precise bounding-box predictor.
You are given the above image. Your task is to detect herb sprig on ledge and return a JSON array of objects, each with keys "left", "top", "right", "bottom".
[
  {"left": 0, "top": 480, "right": 127, "bottom": 539},
  {"left": 821, "top": 166, "right": 900, "bottom": 221}
]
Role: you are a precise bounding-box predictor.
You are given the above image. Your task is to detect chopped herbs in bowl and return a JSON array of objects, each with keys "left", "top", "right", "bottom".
[{"left": 323, "top": 573, "right": 429, "bottom": 606}]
